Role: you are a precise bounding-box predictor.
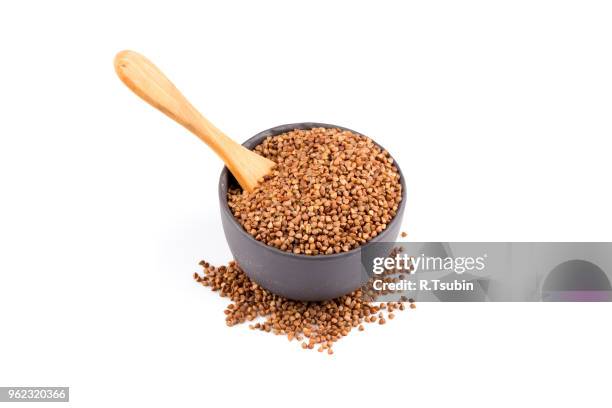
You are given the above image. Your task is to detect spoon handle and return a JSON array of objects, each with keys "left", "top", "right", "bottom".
[{"left": 114, "top": 50, "right": 238, "bottom": 155}]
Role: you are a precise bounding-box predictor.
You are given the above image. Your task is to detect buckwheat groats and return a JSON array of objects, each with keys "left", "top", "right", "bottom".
[
  {"left": 227, "top": 127, "right": 402, "bottom": 255},
  {"left": 194, "top": 259, "right": 415, "bottom": 354}
]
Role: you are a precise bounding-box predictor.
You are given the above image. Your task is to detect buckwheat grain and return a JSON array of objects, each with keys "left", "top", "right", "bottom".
[
  {"left": 194, "top": 259, "right": 415, "bottom": 354},
  {"left": 227, "top": 128, "right": 402, "bottom": 255}
]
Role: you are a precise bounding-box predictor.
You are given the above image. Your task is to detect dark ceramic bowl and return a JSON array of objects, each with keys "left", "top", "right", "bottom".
[{"left": 218, "top": 123, "right": 406, "bottom": 301}]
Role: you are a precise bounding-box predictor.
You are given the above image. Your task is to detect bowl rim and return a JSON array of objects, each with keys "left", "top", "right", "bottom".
[{"left": 218, "top": 122, "right": 407, "bottom": 260}]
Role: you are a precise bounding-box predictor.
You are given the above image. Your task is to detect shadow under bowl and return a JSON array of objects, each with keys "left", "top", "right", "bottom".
[{"left": 218, "top": 122, "right": 406, "bottom": 301}]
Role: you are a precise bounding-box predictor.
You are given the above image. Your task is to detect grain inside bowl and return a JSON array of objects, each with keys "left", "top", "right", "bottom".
[{"left": 227, "top": 127, "right": 402, "bottom": 255}]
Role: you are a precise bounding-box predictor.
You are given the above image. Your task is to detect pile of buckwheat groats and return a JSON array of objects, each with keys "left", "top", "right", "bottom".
[
  {"left": 227, "top": 127, "right": 402, "bottom": 255},
  {"left": 194, "top": 259, "right": 415, "bottom": 355}
]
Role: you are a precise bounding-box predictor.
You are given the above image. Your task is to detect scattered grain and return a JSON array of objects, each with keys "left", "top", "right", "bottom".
[{"left": 195, "top": 259, "right": 414, "bottom": 354}]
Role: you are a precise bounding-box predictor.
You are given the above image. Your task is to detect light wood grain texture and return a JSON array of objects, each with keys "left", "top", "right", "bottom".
[{"left": 114, "top": 50, "right": 275, "bottom": 192}]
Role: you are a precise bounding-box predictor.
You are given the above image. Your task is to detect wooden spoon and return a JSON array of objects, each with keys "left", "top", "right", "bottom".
[{"left": 114, "top": 50, "right": 275, "bottom": 192}]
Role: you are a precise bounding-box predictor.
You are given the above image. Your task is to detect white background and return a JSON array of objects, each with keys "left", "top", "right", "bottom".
[{"left": 1, "top": 1, "right": 611, "bottom": 407}]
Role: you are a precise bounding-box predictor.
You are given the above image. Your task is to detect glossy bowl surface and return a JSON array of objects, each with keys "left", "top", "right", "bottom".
[{"left": 218, "top": 123, "right": 406, "bottom": 301}]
